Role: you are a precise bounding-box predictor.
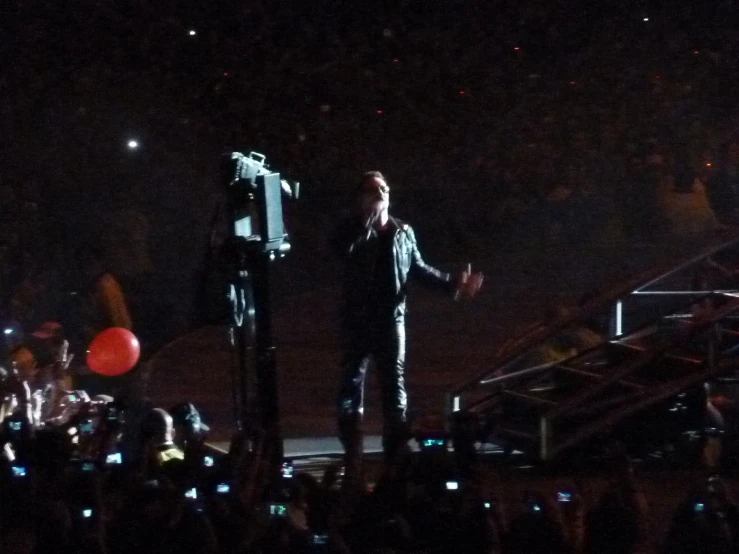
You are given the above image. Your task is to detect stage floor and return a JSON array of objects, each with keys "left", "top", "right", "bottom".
[{"left": 207, "top": 435, "right": 385, "bottom": 458}]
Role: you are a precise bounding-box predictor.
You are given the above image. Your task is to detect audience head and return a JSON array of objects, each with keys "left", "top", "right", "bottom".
[
  {"left": 169, "top": 402, "right": 209, "bottom": 446},
  {"left": 8, "top": 345, "right": 38, "bottom": 382},
  {"left": 140, "top": 407, "right": 175, "bottom": 446}
]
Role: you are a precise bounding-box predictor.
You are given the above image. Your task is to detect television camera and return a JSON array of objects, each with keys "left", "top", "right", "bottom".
[{"left": 221, "top": 151, "right": 298, "bottom": 255}]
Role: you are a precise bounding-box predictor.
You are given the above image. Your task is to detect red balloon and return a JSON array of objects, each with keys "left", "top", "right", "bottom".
[{"left": 86, "top": 328, "right": 141, "bottom": 376}]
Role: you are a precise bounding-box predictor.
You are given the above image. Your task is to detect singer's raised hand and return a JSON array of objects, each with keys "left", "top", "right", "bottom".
[{"left": 456, "top": 263, "right": 484, "bottom": 300}]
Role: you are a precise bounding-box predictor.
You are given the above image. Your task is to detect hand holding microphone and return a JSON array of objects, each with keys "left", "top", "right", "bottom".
[
  {"left": 364, "top": 209, "right": 379, "bottom": 230},
  {"left": 364, "top": 205, "right": 383, "bottom": 239}
]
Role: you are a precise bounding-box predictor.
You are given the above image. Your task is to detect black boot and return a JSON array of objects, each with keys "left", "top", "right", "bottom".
[
  {"left": 338, "top": 414, "right": 364, "bottom": 487},
  {"left": 382, "top": 419, "right": 411, "bottom": 465}
]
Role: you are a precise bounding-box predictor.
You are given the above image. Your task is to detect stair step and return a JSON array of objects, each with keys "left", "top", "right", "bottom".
[
  {"left": 502, "top": 389, "right": 558, "bottom": 406},
  {"left": 495, "top": 424, "right": 536, "bottom": 441},
  {"left": 555, "top": 365, "right": 646, "bottom": 390},
  {"left": 612, "top": 341, "right": 702, "bottom": 365}
]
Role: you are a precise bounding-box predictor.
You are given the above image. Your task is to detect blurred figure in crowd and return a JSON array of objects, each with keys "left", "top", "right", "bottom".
[
  {"left": 586, "top": 458, "right": 650, "bottom": 554},
  {"left": 662, "top": 478, "right": 737, "bottom": 554},
  {"left": 506, "top": 491, "right": 571, "bottom": 554},
  {"left": 60, "top": 243, "right": 133, "bottom": 398},
  {"left": 66, "top": 244, "right": 132, "bottom": 349},
  {"left": 140, "top": 407, "right": 185, "bottom": 464},
  {"left": 169, "top": 402, "right": 210, "bottom": 450}
]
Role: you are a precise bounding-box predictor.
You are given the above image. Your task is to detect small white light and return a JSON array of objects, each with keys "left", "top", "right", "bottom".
[
  {"left": 67, "top": 427, "right": 78, "bottom": 436},
  {"left": 3, "top": 328, "right": 12, "bottom": 335},
  {"left": 189, "top": 29, "right": 197, "bottom": 36},
  {"left": 643, "top": 17, "right": 649, "bottom": 21},
  {"left": 127, "top": 140, "right": 139, "bottom": 149}
]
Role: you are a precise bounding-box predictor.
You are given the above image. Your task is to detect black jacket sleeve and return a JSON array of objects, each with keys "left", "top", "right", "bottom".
[{"left": 406, "top": 226, "right": 456, "bottom": 294}]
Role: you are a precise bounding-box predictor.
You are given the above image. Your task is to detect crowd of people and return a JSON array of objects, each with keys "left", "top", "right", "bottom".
[
  {"left": 5, "top": 2, "right": 739, "bottom": 248},
  {"left": 0, "top": 310, "right": 732, "bottom": 554},
  {"left": 1, "top": 360, "right": 739, "bottom": 554},
  {"left": 0, "top": 323, "right": 735, "bottom": 554}
]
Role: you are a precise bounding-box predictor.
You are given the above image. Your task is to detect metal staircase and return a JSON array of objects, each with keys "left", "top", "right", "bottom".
[{"left": 448, "top": 236, "right": 739, "bottom": 461}]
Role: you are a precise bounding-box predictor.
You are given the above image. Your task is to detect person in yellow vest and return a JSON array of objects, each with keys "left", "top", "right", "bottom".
[{"left": 140, "top": 407, "right": 185, "bottom": 464}]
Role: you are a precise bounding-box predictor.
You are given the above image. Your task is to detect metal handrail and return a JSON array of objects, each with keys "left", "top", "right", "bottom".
[
  {"left": 632, "top": 235, "right": 739, "bottom": 293},
  {"left": 547, "top": 297, "right": 739, "bottom": 420},
  {"left": 547, "top": 356, "right": 739, "bottom": 460},
  {"left": 448, "top": 266, "right": 672, "bottom": 402},
  {"left": 447, "top": 233, "right": 739, "bottom": 417}
]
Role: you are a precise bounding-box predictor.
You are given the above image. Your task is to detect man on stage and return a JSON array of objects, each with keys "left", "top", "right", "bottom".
[{"left": 331, "top": 171, "right": 483, "bottom": 474}]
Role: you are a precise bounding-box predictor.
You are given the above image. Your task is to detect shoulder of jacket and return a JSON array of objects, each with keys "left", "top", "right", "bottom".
[{"left": 392, "top": 217, "right": 411, "bottom": 232}]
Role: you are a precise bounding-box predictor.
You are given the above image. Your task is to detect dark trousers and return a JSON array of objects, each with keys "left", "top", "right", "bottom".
[{"left": 337, "top": 316, "right": 409, "bottom": 457}]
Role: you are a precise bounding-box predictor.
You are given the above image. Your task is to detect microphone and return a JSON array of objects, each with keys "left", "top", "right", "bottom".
[{"left": 364, "top": 210, "right": 380, "bottom": 240}]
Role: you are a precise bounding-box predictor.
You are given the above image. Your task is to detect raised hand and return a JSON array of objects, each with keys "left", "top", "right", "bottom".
[
  {"left": 58, "top": 340, "right": 74, "bottom": 371},
  {"left": 8, "top": 364, "right": 32, "bottom": 405},
  {"left": 455, "top": 263, "right": 484, "bottom": 300}
]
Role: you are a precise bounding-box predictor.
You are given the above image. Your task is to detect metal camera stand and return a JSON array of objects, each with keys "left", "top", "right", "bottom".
[{"left": 221, "top": 151, "right": 298, "bottom": 471}]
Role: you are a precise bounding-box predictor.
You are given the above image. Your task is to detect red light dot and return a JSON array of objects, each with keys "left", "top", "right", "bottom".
[
  {"left": 694, "top": 51, "right": 699, "bottom": 54},
  {"left": 459, "top": 90, "right": 465, "bottom": 95},
  {"left": 514, "top": 46, "right": 520, "bottom": 51},
  {"left": 393, "top": 59, "right": 398, "bottom": 63},
  {"left": 377, "top": 110, "right": 383, "bottom": 114},
  {"left": 570, "top": 81, "right": 575, "bottom": 85},
  {"left": 223, "top": 72, "right": 228, "bottom": 76},
  {"left": 656, "top": 75, "right": 660, "bottom": 79}
]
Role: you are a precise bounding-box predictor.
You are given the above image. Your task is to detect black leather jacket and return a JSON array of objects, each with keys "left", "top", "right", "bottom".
[{"left": 332, "top": 215, "right": 455, "bottom": 322}]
